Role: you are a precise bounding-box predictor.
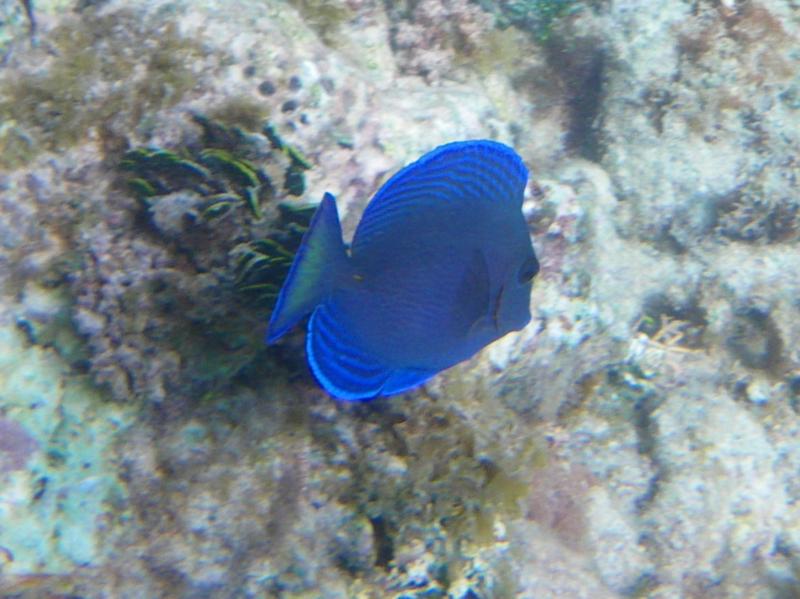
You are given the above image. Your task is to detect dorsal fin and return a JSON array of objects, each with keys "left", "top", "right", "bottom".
[{"left": 352, "top": 140, "right": 528, "bottom": 255}]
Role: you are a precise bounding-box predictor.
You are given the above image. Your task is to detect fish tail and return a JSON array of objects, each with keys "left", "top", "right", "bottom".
[{"left": 266, "top": 192, "right": 349, "bottom": 343}]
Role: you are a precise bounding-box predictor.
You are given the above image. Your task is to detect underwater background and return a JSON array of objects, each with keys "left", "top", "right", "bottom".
[{"left": 1, "top": 0, "right": 799, "bottom": 597}]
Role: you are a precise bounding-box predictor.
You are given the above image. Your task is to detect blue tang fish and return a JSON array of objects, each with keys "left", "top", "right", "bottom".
[{"left": 267, "top": 140, "right": 539, "bottom": 400}]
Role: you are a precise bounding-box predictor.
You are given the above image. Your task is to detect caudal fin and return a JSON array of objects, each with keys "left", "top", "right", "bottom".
[{"left": 266, "top": 193, "right": 348, "bottom": 343}]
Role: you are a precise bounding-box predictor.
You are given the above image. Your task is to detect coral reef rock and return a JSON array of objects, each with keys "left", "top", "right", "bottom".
[{"left": 1, "top": 0, "right": 799, "bottom": 597}]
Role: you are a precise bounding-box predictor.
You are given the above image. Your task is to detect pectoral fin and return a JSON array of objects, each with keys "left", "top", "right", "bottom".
[{"left": 452, "top": 249, "right": 493, "bottom": 337}]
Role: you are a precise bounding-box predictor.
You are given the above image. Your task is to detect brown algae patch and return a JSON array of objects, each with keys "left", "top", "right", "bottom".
[{"left": 0, "top": 9, "right": 206, "bottom": 164}]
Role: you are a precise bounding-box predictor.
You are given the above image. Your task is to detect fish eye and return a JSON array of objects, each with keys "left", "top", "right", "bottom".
[{"left": 517, "top": 256, "right": 539, "bottom": 284}]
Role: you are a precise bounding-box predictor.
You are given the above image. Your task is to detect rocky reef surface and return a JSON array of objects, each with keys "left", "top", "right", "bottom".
[{"left": 0, "top": 0, "right": 799, "bottom": 597}]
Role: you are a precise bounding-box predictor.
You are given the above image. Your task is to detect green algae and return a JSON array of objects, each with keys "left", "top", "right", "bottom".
[
  {"left": 263, "top": 122, "right": 313, "bottom": 197},
  {"left": 0, "top": 10, "right": 205, "bottom": 167},
  {"left": 233, "top": 202, "right": 318, "bottom": 310},
  {"left": 121, "top": 119, "right": 277, "bottom": 219},
  {"left": 109, "top": 114, "right": 317, "bottom": 401},
  {"left": 199, "top": 149, "right": 262, "bottom": 190},
  {"left": 480, "top": 0, "right": 583, "bottom": 42},
  {"left": 120, "top": 114, "right": 313, "bottom": 225}
]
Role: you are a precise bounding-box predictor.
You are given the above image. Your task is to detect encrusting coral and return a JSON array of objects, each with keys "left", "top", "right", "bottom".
[{"left": 3, "top": 0, "right": 800, "bottom": 597}]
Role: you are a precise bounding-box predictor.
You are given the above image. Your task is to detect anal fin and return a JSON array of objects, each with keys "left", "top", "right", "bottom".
[
  {"left": 307, "top": 304, "right": 437, "bottom": 400},
  {"left": 307, "top": 304, "right": 391, "bottom": 401}
]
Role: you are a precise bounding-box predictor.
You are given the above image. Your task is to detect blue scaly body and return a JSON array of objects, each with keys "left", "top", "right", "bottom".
[{"left": 267, "top": 140, "right": 539, "bottom": 400}]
